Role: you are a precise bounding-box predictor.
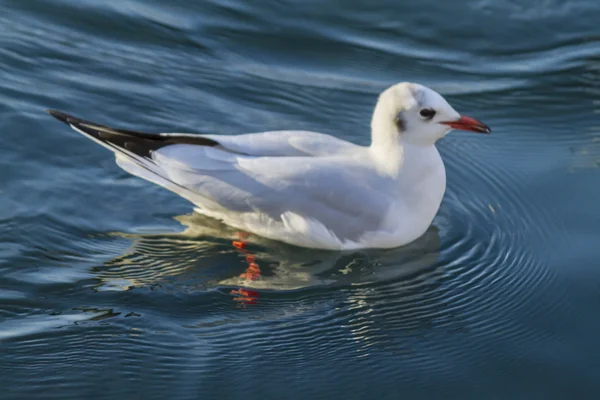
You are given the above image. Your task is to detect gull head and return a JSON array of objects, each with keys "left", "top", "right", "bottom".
[{"left": 371, "top": 82, "right": 490, "bottom": 147}]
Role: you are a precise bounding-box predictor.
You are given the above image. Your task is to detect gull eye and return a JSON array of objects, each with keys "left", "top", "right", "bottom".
[{"left": 419, "top": 108, "right": 436, "bottom": 119}]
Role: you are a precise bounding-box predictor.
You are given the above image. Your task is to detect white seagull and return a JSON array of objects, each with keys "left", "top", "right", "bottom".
[{"left": 48, "top": 82, "right": 490, "bottom": 250}]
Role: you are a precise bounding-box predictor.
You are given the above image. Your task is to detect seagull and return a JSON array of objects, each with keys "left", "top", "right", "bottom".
[{"left": 48, "top": 82, "right": 490, "bottom": 250}]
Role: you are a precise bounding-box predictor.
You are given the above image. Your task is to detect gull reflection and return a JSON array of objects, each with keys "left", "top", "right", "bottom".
[{"left": 92, "top": 212, "right": 441, "bottom": 298}]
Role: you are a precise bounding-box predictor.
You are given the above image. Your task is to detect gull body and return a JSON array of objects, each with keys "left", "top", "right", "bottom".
[{"left": 48, "top": 82, "right": 490, "bottom": 250}]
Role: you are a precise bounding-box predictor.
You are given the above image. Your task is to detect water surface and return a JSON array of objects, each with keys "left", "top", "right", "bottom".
[{"left": 1, "top": 0, "right": 600, "bottom": 398}]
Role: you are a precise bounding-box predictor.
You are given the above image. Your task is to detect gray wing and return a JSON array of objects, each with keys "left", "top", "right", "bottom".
[
  {"left": 47, "top": 110, "right": 389, "bottom": 241},
  {"left": 200, "top": 130, "right": 361, "bottom": 157},
  {"left": 152, "top": 145, "right": 395, "bottom": 241},
  {"left": 46, "top": 110, "right": 360, "bottom": 158}
]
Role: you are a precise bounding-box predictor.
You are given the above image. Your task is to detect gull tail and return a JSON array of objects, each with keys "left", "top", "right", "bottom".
[
  {"left": 46, "top": 110, "right": 223, "bottom": 207},
  {"left": 46, "top": 110, "right": 220, "bottom": 159}
]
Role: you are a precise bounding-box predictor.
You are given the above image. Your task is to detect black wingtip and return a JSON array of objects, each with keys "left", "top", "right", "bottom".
[
  {"left": 46, "top": 109, "right": 222, "bottom": 159},
  {"left": 47, "top": 109, "right": 73, "bottom": 124}
]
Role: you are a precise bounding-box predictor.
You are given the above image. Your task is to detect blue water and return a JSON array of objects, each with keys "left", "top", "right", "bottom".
[{"left": 1, "top": 0, "right": 600, "bottom": 398}]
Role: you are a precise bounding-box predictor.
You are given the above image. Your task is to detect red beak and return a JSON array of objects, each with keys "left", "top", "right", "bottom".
[{"left": 441, "top": 116, "right": 491, "bottom": 134}]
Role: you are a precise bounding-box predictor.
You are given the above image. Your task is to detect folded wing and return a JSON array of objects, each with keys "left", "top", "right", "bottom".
[
  {"left": 48, "top": 111, "right": 391, "bottom": 241},
  {"left": 152, "top": 145, "right": 394, "bottom": 241}
]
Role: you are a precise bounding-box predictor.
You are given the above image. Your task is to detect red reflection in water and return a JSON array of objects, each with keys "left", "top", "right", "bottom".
[
  {"left": 230, "top": 232, "right": 261, "bottom": 306},
  {"left": 230, "top": 288, "right": 260, "bottom": 305}
]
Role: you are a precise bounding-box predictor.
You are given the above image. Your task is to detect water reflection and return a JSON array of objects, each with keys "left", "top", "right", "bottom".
[{"left": 93, "top": 212, "right": 442, "bottom": 295}]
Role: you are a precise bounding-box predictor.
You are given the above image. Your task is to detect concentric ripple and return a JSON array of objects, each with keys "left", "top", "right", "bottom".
[{"left": 2, "top": 0, "right": 600, "bottom": 398}]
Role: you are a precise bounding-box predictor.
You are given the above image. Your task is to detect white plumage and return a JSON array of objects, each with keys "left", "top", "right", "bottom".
[{"left": 49, "top": 82, "right": 490, "bottom": 250}]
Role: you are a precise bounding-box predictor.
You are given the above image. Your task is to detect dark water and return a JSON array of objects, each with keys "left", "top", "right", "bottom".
[{"left": 1, "top": 0, "right": 600, "bottom": 398}]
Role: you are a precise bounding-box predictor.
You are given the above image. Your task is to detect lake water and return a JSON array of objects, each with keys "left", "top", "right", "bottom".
[{"left": 1, "top": 0, "right": 600, "bottom": 398}]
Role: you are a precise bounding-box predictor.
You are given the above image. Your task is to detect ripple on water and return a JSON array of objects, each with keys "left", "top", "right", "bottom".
[
  {"left": 2, "top": 0, "right": 600, "bottom": 397},
  {"left": 11, "top": 129, "right": 566, "bottom": 369}
]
